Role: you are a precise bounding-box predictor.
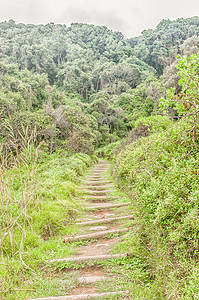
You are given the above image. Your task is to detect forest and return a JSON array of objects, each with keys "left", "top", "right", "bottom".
[{"left": 1, "top": 16, "right": 199, "bottom": 299}]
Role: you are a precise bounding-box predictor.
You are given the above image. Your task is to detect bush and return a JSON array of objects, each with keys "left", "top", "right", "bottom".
[{"left": 112, "top": 118, "right": 199, "bottom": 297}]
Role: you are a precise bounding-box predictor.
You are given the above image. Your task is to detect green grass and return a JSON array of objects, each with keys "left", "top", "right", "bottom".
[
  {"left": 4, "top": 124, "right": 199, "bottom": 299},
  {"left": 0, "top": 150, "right": 98, "bottom": 299}
]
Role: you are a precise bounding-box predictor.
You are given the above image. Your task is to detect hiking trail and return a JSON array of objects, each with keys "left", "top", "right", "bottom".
[{"left": 31, "top": 160, "right": 135, "bottom": 300}]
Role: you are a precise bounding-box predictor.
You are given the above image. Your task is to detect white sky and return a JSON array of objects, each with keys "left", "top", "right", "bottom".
[{"left": 0, "top": 0, "right": 199, "bottom": 37}]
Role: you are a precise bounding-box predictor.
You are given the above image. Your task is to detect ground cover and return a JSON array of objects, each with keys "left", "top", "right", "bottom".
[{"left": 0, "top": 150, "right": 96, "bottom": 299}]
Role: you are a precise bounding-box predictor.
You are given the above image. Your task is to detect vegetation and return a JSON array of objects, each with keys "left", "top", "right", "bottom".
[
  {"left": 100, "top": 53, "right": 199, "bottom": 298},
  {"left": 1, "top": 16, "right": 199, "bottom": 299},
  {"left": 128, "top": 17, "right": 199, "bottom": 74},
  {"left": 0, "top": 141, "right": 97, "bottom": 299}
]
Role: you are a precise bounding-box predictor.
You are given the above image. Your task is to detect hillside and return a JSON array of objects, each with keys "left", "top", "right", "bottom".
[{"left": 1, "top": 17, "right": 199, "bottom": 299}]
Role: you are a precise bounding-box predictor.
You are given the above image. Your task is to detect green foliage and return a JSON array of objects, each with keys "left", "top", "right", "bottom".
[
  {"left": 133, "top": 115, "right": 172, "bottom": 132},
  {"left": 0, "top": 145, "right": 94, "bottom": 257},
  {"left": 110, "top": 118, "right": 199, "bottom": 298},
  {"left": 0, "top": 140, "right": 96, "bottom": 299},
  {"left": 1, "top": 19, "right": 188, "bottom": 146},
  {"left": 2, "top": 17, "right": 199, "bottom": 299},
  {"left": 161, "top": 53, "right": 199, "bottom": 147},
  {"left": 0, "top": 21, "right": 153, "bottom": 98},
  {"left": 115, "top": 76, "right": 165, "bottom": 127},
  {"left": 96, "top": 141, "right": 121, "bottom": 160},
  {"left": 128, "top": 16, "right": 199, "bottom": 74},
  {"left": 0, "top": 62, "right": 99, "bottom": 153},
  {"left": 105, "top": 43, "right": 199, "bottom": 298}
]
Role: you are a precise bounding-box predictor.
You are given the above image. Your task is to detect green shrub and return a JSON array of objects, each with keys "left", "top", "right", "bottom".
[
  {"left": 96, "top": 141, "right": 121, "bottom": 160},
  {"left": 112, "top": 118, "right": 199, "bottom": 297}
]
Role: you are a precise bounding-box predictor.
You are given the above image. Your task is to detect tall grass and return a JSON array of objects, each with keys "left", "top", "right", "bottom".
[
  {"left": 0, "top": 126, "right": 43, "bottom": 263},
  {"left": 0, "top": 124, "right": 97, "bottom": 299},
  {"left": 0, "top": 124, "right": 94, "bottom": 257}
]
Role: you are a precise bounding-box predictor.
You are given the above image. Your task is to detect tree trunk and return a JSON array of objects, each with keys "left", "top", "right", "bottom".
[
  {"left": 46, "top": 252, "right": 131, "bottom": 263},
  {"left": 64, "top": 228, "right": 130, "bottom": 243},
  {"left": 76, "top": 215, "right": 134, "bottom": 226},
  {"left": 29, "top": 290, "right": 129, "bottom": 300}
]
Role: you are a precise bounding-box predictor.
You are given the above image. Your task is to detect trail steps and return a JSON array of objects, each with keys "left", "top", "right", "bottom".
[{"left": 32, "top": 160, "right": 132, "bottom": 299}]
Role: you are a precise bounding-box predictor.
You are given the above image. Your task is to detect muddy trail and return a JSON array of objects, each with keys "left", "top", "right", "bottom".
[{"left": 31, "top": 160, "right": 134, "bottom": 299}]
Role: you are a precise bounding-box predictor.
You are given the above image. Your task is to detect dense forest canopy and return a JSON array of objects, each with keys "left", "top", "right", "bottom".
[
  {"left": 128, "top": 17, "right": 199, "bottom": 73},
  {"left": 1, "top": 16, "right": 199, "bottom": 153}
]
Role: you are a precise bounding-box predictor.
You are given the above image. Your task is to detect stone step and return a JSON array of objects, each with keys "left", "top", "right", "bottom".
[
  {"left": 92, "top": 170, "right": 106, "bottom": 173},
  {"left": 77, "top": 276, "right": 106, "bottom": 284},
  {"left": 92, "top": 169, "right": 107, "bottom": 173},
  {"left": 94, "top": 165, "right": 108, "bottom": 167},
  {"left": 94, "top": 164, "right": 109, "bottom": 167}
]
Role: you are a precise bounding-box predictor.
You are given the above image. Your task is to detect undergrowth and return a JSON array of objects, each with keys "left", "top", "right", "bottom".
[
  {"left": 0, "top": 145, "right": 97, "bottom": 299},
  {"left": 99, "top": 117, "right": 199, "bottom": 299}
]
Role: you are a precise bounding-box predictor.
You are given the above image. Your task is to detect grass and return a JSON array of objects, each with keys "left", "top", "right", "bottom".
[
  {"left": 36, "top": 177, "right": 158, "bottom": 300},
  {"left": 0, "top": 146, "right": 98, "bottom": 299},
  {"left": 0, "top": 149, "right": 176, "bottom": 300},
  {"left": 3, "top": 123, "right": 199, "bottom": 299}
]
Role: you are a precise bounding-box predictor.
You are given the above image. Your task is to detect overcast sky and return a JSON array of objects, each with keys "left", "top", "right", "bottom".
[{"left": 0, "top": 0, "right": 199, "bottom": 38}]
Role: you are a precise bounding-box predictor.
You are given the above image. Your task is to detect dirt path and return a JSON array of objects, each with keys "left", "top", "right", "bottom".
[{"left": 32, "top": 160, "right": 132, "bottom": 299}]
